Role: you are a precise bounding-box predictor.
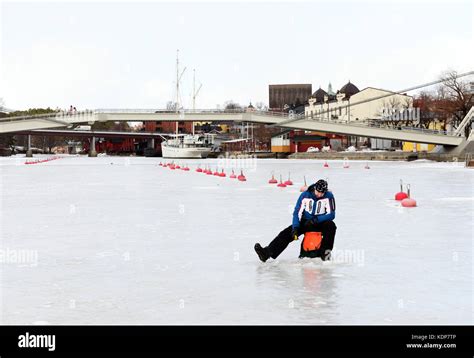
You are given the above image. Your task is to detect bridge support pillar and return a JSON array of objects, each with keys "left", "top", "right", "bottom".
[
  {"left": 26, "top": 134, "right": 33, "bottom": 157},
  {"left": 89, "top": 136, "right": 97, "bottom": 157}
]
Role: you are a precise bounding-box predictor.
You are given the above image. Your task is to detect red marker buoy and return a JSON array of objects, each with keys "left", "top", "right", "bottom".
[
  {"left": 206, "top": 168, "right": 213, "bottom": 175},
  {"left": 277, "top": 174, "right": 287, "bottom": 188},
  {"left": 196, "top": 165, "right": 202, "bottom": 173},
  {"left": 284, "top": 172, "right": 293, "bottom": 186},
  {"left": 268, "top": 172, "right": 278, "bottom": 184},
  {"left": 230, "top": 169, "right": 237, "bottom": 179},
  {"left": 300, "top": 176, "right": 308, "bottom": 192},
  {"left": 324, "top": 161, "right": 329, "bottom": 168},
  {"left": 395, "top": 179, "right": 408, "bottom": 201},
  {"left": 213, "top": 168, "right": 220, "bottom": 176},
  {"left": 219, "top": 169, "right": 226, "bottom": 177},
  {"left": 401, "top": 184, "right": 417, "bottom": 207},
  {"left": 237, "top": 170, "right": 246, "bottom": 181}
]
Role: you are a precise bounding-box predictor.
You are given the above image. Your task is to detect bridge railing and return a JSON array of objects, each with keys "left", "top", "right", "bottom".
[
  {"left": 253, "top": 110, "right": 458, "bottom": 137},
  {"left": 94, "top": 108, "right": 247, "bottom": 114},
  {"left": 0, "top": 110, "right": 95, "bottom": 122}
]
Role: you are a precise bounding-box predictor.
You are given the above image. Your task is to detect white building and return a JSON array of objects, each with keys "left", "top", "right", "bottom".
[{"left": 305, "top": 82, "right": 413, "bottom": 123}]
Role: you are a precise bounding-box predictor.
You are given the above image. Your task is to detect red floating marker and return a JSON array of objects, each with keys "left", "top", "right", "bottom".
[
  {"left": 268, "top": 172, "right": 278, "bottom": 184},
  {"left": 277, "top": 174, "right": 287, "bottom": 188},
  {"left": 219, "top": 169, "right": 226, "bottom": 177},
  {"left": 196, "top": 165, "right": 202, "bottom": 173},
  {"left": 230, "top": 169, "right": 237, "bottom": 179},
  {"left": 401, "top": 184, "right": 417, "bottom": 207},
  {"left": 284, "top": 172, "right": 293, "bottom": 186},
  {"left": 395, "top": 179, "right": 408, "bottom": 201},
  {"left": 237, "top": 170, "right": 246, "bottom": 181},
  {"left": 324, "top": 161, "right": 329, "bottom": 168},
  {"left": 213, "top": 168, "right": 220, "bottom": 176}
]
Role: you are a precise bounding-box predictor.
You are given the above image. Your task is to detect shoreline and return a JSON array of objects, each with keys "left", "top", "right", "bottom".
[{"left": 210, "top": 151, "right": 471, "bottom": 162}]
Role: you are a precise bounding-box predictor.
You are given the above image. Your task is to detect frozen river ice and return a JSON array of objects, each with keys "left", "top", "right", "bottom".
[{"left": 0, "top": 155, "right": 472, "bottom": 324}]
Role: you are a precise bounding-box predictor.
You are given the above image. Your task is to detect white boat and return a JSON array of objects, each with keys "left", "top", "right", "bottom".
[{"left": 161, "top": 133, "right": 214, "bottom": 158}]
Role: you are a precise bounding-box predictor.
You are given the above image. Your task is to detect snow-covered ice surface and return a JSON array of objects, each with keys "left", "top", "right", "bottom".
[{"left": 0, "top": 155, "right": 472, "bottom": 325}]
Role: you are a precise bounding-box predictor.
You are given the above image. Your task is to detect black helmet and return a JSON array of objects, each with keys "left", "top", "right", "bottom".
[{"left": 314, "top": 179, "right": 328, "bottom": 193}]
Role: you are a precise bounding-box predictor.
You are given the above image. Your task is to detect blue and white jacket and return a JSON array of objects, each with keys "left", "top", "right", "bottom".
[{"left": 292, "top": 189, "right": 336, "bottom": 229}]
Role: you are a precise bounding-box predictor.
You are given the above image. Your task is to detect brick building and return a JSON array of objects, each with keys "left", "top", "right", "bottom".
[{"left": 144, "top": 121, "right": 193, "bottom": 134}]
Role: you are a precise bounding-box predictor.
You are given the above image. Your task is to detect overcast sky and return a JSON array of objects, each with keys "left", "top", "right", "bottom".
[{"left": 1, "top": 0, "right": 473, "bottom": 110}]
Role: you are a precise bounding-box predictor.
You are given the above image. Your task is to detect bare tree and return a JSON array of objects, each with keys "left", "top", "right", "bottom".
[
  {"left": 223, "top": 100, "right": 242, "bottom": 111},
  {"left": 166, "top": 101, "right": 178, "bottom": 112},
  {"left": 438, "top": 70, "right": 473, "bottom": 136},
  {"left": 382, "top": 97, "right": 404, "bottom": 127},
  {"left": 254, "top": 102, "right": 268, "bottom": 111}
]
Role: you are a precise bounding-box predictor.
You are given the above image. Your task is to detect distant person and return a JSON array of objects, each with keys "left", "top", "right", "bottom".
[
  {"left": 73, "top": 107, "right": 77, "bottom": 113},
  {"left": 254, "top": 179, "right": 337, "bottom": 262}
]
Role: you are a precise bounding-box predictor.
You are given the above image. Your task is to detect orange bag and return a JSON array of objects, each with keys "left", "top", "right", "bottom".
[{"left": 302, "top": 232, "right": 322, "bottom": 251}]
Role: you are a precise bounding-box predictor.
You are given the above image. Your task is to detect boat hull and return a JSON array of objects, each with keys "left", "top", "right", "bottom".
[{"left": 161, "top": 143, "right": 212, "bottom": 158}]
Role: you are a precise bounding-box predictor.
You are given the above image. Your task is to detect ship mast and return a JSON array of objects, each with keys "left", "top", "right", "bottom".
[
  {"left": 175, "top": 49, "right": 186, "bottom": 136},
  {"left": 192, "top": 69, "right": 202, "bottom": 136}
]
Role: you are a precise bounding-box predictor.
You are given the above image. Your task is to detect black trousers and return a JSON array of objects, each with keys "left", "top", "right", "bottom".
[{"left": 267, "top": 220, "right": 337, "bottom": 260}]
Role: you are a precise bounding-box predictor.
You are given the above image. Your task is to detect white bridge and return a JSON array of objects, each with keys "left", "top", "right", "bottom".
[{"left": 1, "top": 108, "right": 473, "bottom": 151}]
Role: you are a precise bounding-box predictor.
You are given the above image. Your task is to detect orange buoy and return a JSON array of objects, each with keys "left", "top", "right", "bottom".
[
  {"left": 277, "top": 174, "right": 286, "bottom": 188},
  {"left": 238, "top": 170, "right": 246, "bottom": 181},
  {"left": 230, "top": 169, "right": 237, "bottom": 179},
  {"left": 395, "top": 179, "right": 408, "bottom": 201},
  {"left": 284, "top": 172, "right": 293, "bottom": 186},
  {"left": 268, "top": 172, "right": 278, "bottom": 184},
  {"left": 323, "top": 161, "right": 329, "bottom": 168},
  {"left": 302, "top": 232, "right": 322, "bottom": 251},
  {"left": 300, "top": 176, "right": 308, "bottom": 192},
  {"left": 401, "top": 184, "right": 417, "bottom": 207}
]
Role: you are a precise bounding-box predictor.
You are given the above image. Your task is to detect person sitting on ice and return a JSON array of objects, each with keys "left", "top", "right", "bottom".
[{"left": 254, "top": 179, "right": 337, "bottom": 262}]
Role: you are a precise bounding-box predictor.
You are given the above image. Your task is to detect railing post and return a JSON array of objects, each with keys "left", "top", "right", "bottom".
[
  {"left": 89, "top": 136, "right": 97, "bottom": 157},
  {"left": 26, "top": 134, "right": 33, "bottom": 157}
]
